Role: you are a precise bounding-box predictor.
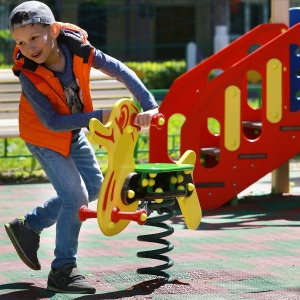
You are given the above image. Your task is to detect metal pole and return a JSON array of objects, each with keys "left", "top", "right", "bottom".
[{"left": 270, "top": 0, "right": 290, "bottom": 194}]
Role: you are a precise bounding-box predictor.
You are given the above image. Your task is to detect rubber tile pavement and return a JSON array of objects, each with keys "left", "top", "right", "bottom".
[{"left": 1, "top": 183, "right": 300, "bottom": 299}]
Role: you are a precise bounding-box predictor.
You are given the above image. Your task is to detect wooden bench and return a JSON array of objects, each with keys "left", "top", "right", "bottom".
[{"left": 0, "top": 68, "right": 133, "bottom": 139}]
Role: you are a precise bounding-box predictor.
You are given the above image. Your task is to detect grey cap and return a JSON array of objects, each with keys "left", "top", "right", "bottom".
[{"left": 9, "top": 1, "right": 55, "bottom": 32}]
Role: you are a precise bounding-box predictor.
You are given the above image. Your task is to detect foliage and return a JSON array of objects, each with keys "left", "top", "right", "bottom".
[
  {"left": 1, "top": 59, "right": 186, "bottom": 87},
  {"left": 125, "top": 60, "right": 186, "bottom": 89},
  {"left": 0, "top": 138, "right": 43, "bottom": 183},
  {"left": 0, "top": 29, "right": 11, "bottom": 40},
  {"left": 0, "top": 29, "right": 14, "bottom": 67}
]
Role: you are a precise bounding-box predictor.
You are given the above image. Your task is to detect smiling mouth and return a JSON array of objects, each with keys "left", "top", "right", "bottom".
[{"left": 32, "top": 51, "right": 42, "bottom": 59}]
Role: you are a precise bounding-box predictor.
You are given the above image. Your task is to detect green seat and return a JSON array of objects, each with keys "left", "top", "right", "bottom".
[{"left": 135, "top": 163, "right": 194, "bottom": 173}]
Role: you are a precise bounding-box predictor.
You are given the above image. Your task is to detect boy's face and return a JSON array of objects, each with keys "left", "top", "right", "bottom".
[{"left": 12, "top": 23, "right": 57, "bottom": 64}]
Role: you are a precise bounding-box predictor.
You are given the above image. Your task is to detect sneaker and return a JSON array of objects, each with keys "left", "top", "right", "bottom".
[
  {"left": 4, "top": 217, "right": 41, "bottom": 270},
  {"left": 47, "top": 263, "right": 96, "bottom": 294}
]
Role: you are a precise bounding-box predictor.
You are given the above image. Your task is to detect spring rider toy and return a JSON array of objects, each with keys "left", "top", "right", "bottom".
[{"left": 79, "top": 98, "right": 201, "bottom": 284}]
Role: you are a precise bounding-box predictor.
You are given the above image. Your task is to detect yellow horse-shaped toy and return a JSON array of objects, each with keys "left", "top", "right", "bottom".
[{"left": 79, "top": 98, "right": 201, "bottom": 236}]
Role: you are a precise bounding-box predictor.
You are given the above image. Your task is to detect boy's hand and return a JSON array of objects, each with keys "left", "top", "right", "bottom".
[{"left": 133, "top": 107, "right": 159, "bottom": 127}]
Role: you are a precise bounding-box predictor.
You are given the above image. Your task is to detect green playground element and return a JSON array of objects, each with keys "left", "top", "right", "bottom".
[
  {"left": 125, "top": 163, "right": 196, "bottom": 204},
  {"left": 135, "top": 163, "right": 194, "bottom": 173}
]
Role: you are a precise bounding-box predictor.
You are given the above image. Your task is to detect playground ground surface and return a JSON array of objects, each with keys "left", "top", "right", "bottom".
[{"left": 0, "top": 166, "right": 300, "bottom": 299}]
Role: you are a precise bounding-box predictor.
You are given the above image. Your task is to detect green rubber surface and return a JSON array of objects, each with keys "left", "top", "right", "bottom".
[{"left": 1, "top": 171, "right": 300, "bottom": 299}]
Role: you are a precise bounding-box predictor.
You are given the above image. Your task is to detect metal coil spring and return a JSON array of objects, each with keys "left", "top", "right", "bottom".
[{"left": 136, "top": 198, "right": 176, "bottom": 283}]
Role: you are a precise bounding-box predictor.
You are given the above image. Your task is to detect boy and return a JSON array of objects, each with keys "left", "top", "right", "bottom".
[{"left": 5, "top": 0, "right": 159, "bottom": 294}]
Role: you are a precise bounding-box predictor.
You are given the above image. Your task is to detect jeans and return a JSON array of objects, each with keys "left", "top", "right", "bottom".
[{"left": 25, "top": 130, "right": 103, "bottom": 268}]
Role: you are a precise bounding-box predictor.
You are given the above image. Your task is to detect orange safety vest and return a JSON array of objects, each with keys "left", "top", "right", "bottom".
[{"left": 13, "top": 22, "right": 95, "bottom": 156}]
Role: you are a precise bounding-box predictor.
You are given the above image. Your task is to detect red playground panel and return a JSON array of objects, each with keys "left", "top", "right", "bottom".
[{"left": 150, "top": 23, "right": 300, "bottom": 209}]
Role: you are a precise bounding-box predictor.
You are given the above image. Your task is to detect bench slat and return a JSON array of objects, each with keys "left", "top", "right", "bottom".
[
  {"left": 0, "top": 83, "right": 22, "bottom": 93},
  {"left": 0, "top": 112, "right": 20, "bottom": 119},
  {"left": 0, "top": 80, "right": 127, "bottom": 93},
  {"left": 0, "top": 68, "right": 112, "bottom": 82},
  {"left": 0, "top": 87, "right": 132, "bottom": 104}
]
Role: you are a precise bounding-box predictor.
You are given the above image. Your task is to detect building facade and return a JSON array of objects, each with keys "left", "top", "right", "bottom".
[{"left": 1, "top": 0, "right": 298, "bottom": 63}]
